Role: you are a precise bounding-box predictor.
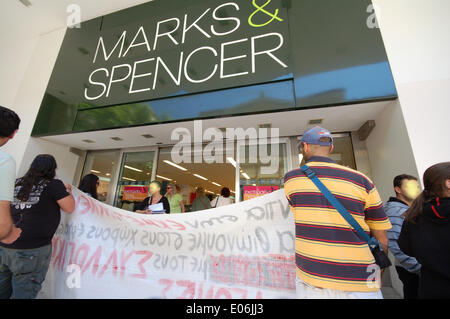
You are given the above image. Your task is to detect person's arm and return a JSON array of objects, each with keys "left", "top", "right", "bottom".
[
  {"left": 0, "top": 201, "right": 22, "bottom": 244},
  {"left": 0, "top": 201, "right": 13, "bottom": 240},
  {"left": 135, "top": 197, "right": 150, "bottom": 214},
  {"left": 163, "top": 197, "right": 170, "bottom": 214},
  {"left": 57, "top": 195, "right": 75, "bottom": 213},
  {"left": 371, "top": 229, "right": 389, "bottom": 254},
  {"left": 387, "top": 210, "right": 421, "bottom": 273},
  {"left": 364, "top": 187, "right": 392, "bottom": 253},
  {"left": 49, "top": 180, "right": 75, "bottom": 213},
  {"left": 180, "top": 199, "right": 185, "bottom": 213}
]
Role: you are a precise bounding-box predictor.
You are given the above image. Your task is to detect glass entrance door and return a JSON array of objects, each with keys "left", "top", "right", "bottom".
[
  {"left": 237, "top": 138, "right": 291, "bottom": 202},
  {"left": 81, "top": 150, "right": 121, "bottom": 204},
  {"left": 113, "top": 150, "right": 157, "bottom": 211}
]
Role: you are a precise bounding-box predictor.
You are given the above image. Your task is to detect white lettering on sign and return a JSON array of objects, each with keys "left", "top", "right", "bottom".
[{"left": 83, "top": 1, "right": 289, "bottom": 102}]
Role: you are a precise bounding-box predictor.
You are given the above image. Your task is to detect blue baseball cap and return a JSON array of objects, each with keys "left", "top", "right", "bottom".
[{"left": 298, "top": 126, "right": 333, "bottom": 148}]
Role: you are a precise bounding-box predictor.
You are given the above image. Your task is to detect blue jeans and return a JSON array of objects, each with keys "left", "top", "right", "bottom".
[{"left": 0, "top": 245, "right": 52, "bottom": 299}]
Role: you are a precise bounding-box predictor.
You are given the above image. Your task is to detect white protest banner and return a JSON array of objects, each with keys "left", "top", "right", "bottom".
[{"left": 37, "top": 188, "right": 296, "bottom": 299}]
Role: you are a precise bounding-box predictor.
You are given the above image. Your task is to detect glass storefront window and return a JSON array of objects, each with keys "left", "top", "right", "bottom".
[
  {"left": 155, "top": 146, "right": 237, "bottom": 212},
  {"left": 81, "top": 150, "right": 120, "bottom": 203},
  {"left": 239, "top": 143, "right": 288, "bottom": 201},
  {"left": 113, "top": 151, "right": 155, "bottom": 211}
]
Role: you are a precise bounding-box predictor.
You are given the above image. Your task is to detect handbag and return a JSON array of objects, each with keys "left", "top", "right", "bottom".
[{"left": 301, "top": 165, "right": 392, "bottom": 269}]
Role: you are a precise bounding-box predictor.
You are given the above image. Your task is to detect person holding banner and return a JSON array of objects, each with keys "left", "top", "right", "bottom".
[
  {"left": 284, "top": 126, "right": 391, "bottom": 299},
  {"left": 135, "top": 181, "right": 170, "bottom": 214},
  {"left": 0, "top": 154, "right": 75, "bottom": 299}
]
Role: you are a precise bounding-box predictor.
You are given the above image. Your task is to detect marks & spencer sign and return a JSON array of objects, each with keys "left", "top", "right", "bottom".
[{"left": 81, "top": 0, "right": 292, "bottom": 106}]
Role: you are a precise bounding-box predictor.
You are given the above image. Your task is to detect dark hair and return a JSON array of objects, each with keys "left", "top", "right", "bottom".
[
  {"left": 221, "top": 187, "right": 231, "bottom": 198},
  {"left": 393, "top": 174, "right": 417, "bottom": 194},
  {"left": 0, "top": 106, "right": 21, "bottom": 138},
  {"left": 79, "top": 174, "right": 99, "bottom": 199},
  {"left": 404, "top": 162, "right": 450, "bottom": 223},
  {"left": 16, "top": 154, "right": 57, "bottom": 202}
]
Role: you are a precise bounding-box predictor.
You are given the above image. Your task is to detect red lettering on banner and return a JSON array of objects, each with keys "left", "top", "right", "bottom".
[
  {"left": 74, "top": 244, "right": 90, "bottom": 270},
  {"left": 82, "top": 246, "right": 102, "bottom": 275},
  {"left": 165, "top": 220, "right": 186, "bottom": 231},
  {"left": 76, "top": 194, "right": 92, "bottom": 215},
  {"left": 123, "top": 215, "right": 147, "bottom": 226},
  {"left": 120, "top": 250, "right": 134, "bottom": 278},
  {"left": 159, "top": 279, "right": 174, "bottom": 299},
  {"left": 210, "top": 254, "right": 296, "bottom": 291},
  {"left": 176, "top": 280, "right": 196, "bottom": 299},
  {"left": 157, "top": 278, "right": 263, "bottom": 299},
  {"left": 99, "top": 249, "right": 119, "bottom": 278},
  {"left": 130, "top": 250, "right": 153, "bottom": 279}
]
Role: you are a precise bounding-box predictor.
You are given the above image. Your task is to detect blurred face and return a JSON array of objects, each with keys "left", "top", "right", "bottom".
[
  {"left": 149, "top": 183, "right": 161, "bottom": 195},
  {"left": 400, "top": 179, "right": 421, "bottom": 202},
  {"left": 166, "top": 186, "right": 173, "bottom": 193}
]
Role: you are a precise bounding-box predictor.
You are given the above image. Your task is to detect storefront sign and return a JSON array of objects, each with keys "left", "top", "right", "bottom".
[
  {"left": 243, "top": 185, "right": 279, "bottom": 201},
  {"left": 122, "top": 186, "right": 149, "bottom": 201},
  {"left": 81, "top": 0, "right": 291, "bottom": 105},
  {"left": 38, "top": 187, "right": 296, "bottom": 299}
]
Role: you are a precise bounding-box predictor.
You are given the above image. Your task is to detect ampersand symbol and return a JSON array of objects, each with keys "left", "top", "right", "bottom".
[{"left": 248, "top": 0, "right": 284, "bottom": 28}]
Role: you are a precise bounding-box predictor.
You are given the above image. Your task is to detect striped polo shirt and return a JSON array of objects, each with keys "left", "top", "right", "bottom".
[{"left": 284, "top": 156, "right": 391, "bottom": 292}]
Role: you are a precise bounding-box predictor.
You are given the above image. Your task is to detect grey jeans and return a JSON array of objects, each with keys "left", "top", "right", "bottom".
[{"left": 0, "top": 244, "right": 52, "bottom": 299}]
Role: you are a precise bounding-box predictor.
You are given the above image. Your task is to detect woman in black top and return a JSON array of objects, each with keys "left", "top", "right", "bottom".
[
  {"left": 79, "top": 173, "right": 99, "bottom": 199},
  {"left": 399, "top": 162, "right": 450, "bottom": 299},
  {"left": 0, "top": 154, "right": 75, "bottom": 299},
  {"left": 135, "top": 181, "right": 170, "bottom": 214}
]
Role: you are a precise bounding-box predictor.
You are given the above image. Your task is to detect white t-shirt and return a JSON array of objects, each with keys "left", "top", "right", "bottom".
[
  {"left": 211, "top": 195, "right": 233, "bottom": 208},
  {"left": 0, "top": 150, "right": 16, "bottom": 202}
]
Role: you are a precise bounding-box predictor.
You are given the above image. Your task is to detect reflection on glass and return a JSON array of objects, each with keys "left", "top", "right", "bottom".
[
  {"left": 155, "top": 146, "right": 236, "bottom": 212},
  {"left": 114, "top": 151, "right": 155, "bottom": 211},
  {"left": 81, "top": 151, "right": 120, "bottom": 202},
  {"left": 239, "top": 143, "right": 287, "bottom": 201}
]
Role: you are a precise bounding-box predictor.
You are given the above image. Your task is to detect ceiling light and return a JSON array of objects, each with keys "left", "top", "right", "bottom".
[
  {"left": 91, "top": 170, "right": 101, "bottom": 174},
  {"left": 110, "top": 137, "right": 123, "bottom": 141},
  {"left": 163, "top": 160, "right": 187, "bottom": 171},
  {"left": 82, "top": 139, "right": 95, "bottom": 143},
  {"left": 227, "top": 157, "right": 237, "bottom": 167},
  {"left": 211, "top": 182, "right": 221, "bottom": 187},
  {"left": 242, "top": 172, "right": 250, "bottom": 180},
  {"left": 142, "top": 134, "right": 154, "bottom": 139},
  {"left": 106, "top": 173, "right": 111, "bottom": 176},
  {"left": 124, "top": 165, "right": 143, "bottom": 172},
  {"left": 156, "top": 175, "right": 172, "bottom": 181},
  {"left": 193, "top": 174, "right": 208, "bottom": 181},
  {"left": 122, "top": 177, "right": 136, "bottom": 182}
]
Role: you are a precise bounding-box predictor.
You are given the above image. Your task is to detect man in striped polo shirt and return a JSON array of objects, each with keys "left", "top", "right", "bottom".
[{"left": 284, "top": 127, "right": 391, "bottom": 298}]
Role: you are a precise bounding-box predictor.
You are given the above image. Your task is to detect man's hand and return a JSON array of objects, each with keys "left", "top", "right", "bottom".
[{"left": 1, "top": 226, "right": 22, "bottom": 244}]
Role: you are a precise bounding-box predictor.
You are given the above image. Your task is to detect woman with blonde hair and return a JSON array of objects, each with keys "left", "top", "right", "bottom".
[{"left": 166, "top": 183, "right": 185, "bottom": 214}]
